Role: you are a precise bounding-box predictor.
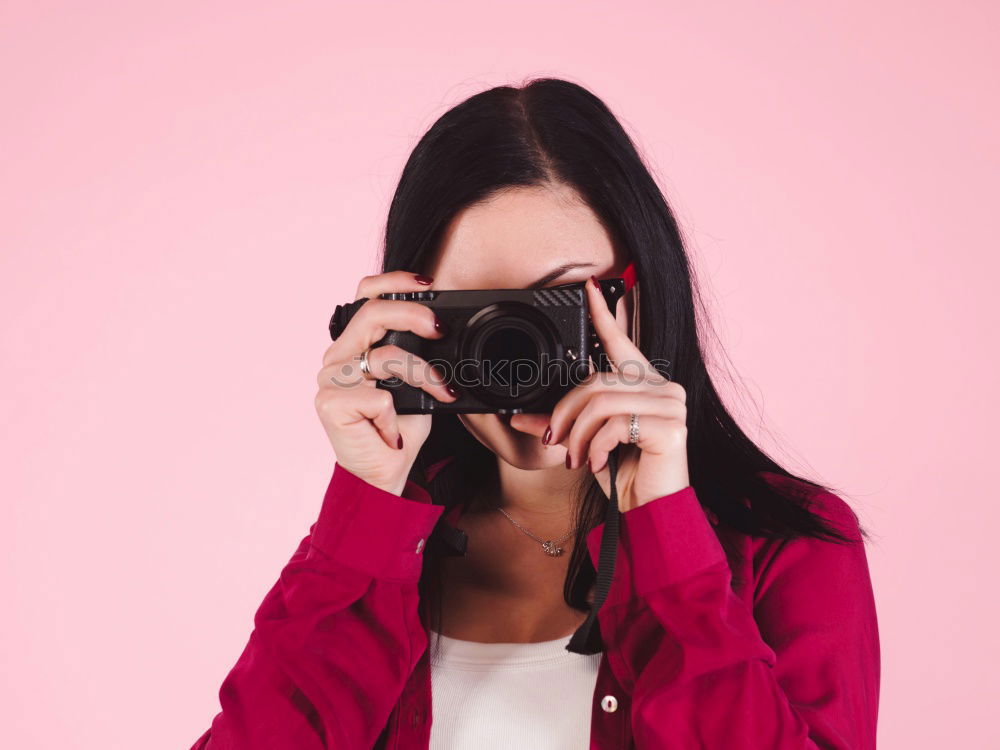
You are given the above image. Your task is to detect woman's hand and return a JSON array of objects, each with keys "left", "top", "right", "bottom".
[
  {"left": 315, "top": 271, "right": 458, "bottom": 496},
  {"left": 510, "top": 275, "right": 689, "bottom": 512}
]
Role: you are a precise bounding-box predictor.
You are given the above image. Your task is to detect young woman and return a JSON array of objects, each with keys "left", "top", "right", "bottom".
[{"left": 191, "top": 78, "right": 880, "bottom": 749}]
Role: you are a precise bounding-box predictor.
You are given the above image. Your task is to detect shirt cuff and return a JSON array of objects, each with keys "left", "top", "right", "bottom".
[
  {"left": 585, "top": 485, "right": 727, "bottom": 606},
  {"left": 309, "top": 463, "right": 444, "bottom": 583}
]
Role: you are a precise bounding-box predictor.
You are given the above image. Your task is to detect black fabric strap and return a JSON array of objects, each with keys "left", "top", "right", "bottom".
[
  {"left": 566, "top": 446, "right": 622, "bottom": 655},
  {"left": 427, "top": 518, "right": 469, "bottom": 557}
]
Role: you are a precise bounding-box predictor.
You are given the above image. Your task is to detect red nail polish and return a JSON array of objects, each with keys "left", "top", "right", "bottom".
[
  {"left": 565, "top": 453, "right": 572, "bottom": 469},
  {"left": 542, "top": 425, "right": 552, "bottom": 445},
  {"left": 589, "top": 275, "right": 600, "bottom": 289},
  {"left": 445, "top": 384, "right": 459, "bottom": 398},
  {"left": 414, "top": 274, "right": 433, "bottom": 285},
  {"left": 434, "top": 315, "right": 449, "bottom": 334},
  {"left": 397, "top": 434, "right": 404, "bottom": 449}
]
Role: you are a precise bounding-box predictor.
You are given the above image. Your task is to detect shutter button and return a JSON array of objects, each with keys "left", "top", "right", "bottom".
[
  {"left": 601, "top": 694, "right": 618, "bottom": 713},
  {"left": 415, "top": 537, "right": 425, "bottom": 554}
]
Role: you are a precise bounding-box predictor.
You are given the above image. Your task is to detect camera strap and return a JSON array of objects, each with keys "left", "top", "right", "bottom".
[{"left": 565, "top": 446, "right": 622, "bottom": 655}]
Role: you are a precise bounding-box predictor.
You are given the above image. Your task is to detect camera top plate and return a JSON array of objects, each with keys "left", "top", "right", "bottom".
[{"left": 328, "top": 277, "right": 625, "bottom": 342}]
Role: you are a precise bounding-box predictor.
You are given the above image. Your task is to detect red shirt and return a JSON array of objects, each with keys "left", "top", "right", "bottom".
[{"left": 191, "top": 462, "right": 880, "bottom": 748}]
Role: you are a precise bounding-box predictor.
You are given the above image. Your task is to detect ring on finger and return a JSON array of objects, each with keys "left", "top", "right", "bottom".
[
  {"left": 628, "top": 413, "right": 640, "bottom": 444},
  {"left": 359, "top": 346, "right": 376, "bottom": 379}
]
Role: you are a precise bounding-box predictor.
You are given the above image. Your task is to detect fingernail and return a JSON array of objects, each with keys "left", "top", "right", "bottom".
[
  {"left": 415, "top": 274, "right": 433, "bottom": 285},
  {"left": 542, "top": 425, "right": 552, "bottom": 445},
  {"left": 565, "top": 452, "right": 572, "bottom": 469},
  {"left": 434, "top": 315, "right": 449, "bottom": 334},
  {"left": 589, "top": 275, "right": 600, "bottom": 289},
  {"left": 397, "top": 434, "right": 404, "bottom": 449},
  {"left": 445, "top": 384, "right": 459, "bottom": 399}
]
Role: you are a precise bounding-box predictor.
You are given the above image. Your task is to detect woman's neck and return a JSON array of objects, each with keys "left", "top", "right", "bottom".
[{"left": 484, "top": 457, "right": 588, "bottom": 527}]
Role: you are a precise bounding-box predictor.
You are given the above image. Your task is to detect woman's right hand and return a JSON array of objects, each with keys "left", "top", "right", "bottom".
[{"left": 315, "top": 271, "right": 457, "bottom": 496}]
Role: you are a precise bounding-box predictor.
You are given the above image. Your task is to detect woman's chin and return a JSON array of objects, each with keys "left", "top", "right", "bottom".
[
  {"left": 498, "top": 423, "right": 566, "bottom": 470},
  {"left": 461, "top": 412, "right": 565, "bottom": 470},
  {"left": 508, "top": 446, "right": 566, "bottom": 470}
]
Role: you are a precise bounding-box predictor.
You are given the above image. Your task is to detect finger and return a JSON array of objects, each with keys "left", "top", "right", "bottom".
[
  {"left": 587, "top": 414, "right": 685, "bottom": 474},
  {"left": 505, "top": 351, "right": 600, "bottom": 440},
  {"left": 508, "top": 412, "right": 550, "bottom": 437},
  {"left": 318, "top": 356, "right": 376, "bottom": 390},
  {"left": 314, "top": 384, "right": 402, "bottom": 450},
  {"left": 355, "top": 270, "right": 434, "bottom": 300},
  {"left": 365, "top": 388, "right": 404, "bottom": 449},
  {"left": 563, "top": 392, "right": 684, "bottom": 468},
  {"left": 586, "top": 275, "right": 651, "bottom": 378},
  {"left": 319, "top": 347, "right": 457, "bottom": 404},
  {"left": 323, "top": 298, "right": 445, "bottom": 366},
  {"left": 587, "top": 414, "right": 632, "bottom": 473},
  {"left": 353, "top": 344, "right": 458, "bottom": 403},
  {"left": 548, "top": 368, "right": 674, "bottom": 446}
]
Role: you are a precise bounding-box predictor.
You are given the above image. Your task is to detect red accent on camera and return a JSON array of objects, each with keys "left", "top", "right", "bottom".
[{"left": 622, "top": 262, "right": 637, "bottom": 292}]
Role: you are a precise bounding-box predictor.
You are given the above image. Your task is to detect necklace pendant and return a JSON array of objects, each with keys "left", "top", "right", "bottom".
[{"left": 542, "top": 540, "right": 563, "bottom": 557}]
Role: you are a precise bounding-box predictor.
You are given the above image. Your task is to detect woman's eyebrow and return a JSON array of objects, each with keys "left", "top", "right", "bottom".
[{"left": 527, "top": 262, "right": 597, "bottom": 289}]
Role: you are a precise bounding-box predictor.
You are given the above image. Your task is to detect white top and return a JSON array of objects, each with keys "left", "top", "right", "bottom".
[{"left": 427, "top": 629, "right": 602, "bottom": 749}]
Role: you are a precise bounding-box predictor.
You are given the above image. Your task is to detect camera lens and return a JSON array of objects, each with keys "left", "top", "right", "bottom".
[
  {"left": 481, "top": 326, "right": 538, "bottom": 367},
  {"left": 460, "top": 302, "right": 560, "bottom": 408}
]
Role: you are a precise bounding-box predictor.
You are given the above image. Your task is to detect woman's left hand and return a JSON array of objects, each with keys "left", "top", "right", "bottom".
[{"left": 510, "top": 275, "right": 690, "bottom": 512}]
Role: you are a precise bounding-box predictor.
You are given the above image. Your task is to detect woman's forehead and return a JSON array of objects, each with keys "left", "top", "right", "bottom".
[{"left": 426, "top": 184, "right": 620, "bottom": 289}]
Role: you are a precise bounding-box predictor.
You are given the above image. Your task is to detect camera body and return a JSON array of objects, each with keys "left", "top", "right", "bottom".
[{"left": 328, "top": 277, "right": 627, "bottom": 414}]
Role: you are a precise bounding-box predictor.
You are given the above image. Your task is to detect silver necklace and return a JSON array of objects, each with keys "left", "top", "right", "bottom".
[{"left": 496, "top": 507, "right": 575, "bottom": 557}]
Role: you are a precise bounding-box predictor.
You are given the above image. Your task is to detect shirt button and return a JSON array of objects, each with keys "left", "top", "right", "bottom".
[
  {"left": 415, "top": 537, "right": 425, "bottom": 554},
  {"left": 601, "top": 694, "right": 618, "bottom": 713}
]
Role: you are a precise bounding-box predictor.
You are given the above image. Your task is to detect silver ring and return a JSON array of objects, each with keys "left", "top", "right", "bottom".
[
  {"left": 359, "top": 347, "right": 375, "bottom": 379},
  {"left": 628, "top": 413, "right": 639, "bottom": 444}
]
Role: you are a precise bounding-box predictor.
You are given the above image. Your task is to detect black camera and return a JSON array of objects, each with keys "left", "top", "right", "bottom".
[{"left": 328, "top": 277, "right": 627, "bottom": 414}]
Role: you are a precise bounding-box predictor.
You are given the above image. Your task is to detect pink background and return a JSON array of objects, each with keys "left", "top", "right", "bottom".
[{"left": 2, "top": 2, "right": 996, "bottom": 747}]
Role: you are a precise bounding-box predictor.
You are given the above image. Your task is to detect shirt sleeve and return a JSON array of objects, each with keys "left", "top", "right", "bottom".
[
  {"left": 189, "top": 463, "right": 444, "bottom": 750},
  {"left": 585, "top": 484, "right": 880, "bottom": 749}
]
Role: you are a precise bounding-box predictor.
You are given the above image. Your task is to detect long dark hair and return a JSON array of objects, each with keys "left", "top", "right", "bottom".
[{"left": 378, "top": 77, "right": 866, "bottom": 642}]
